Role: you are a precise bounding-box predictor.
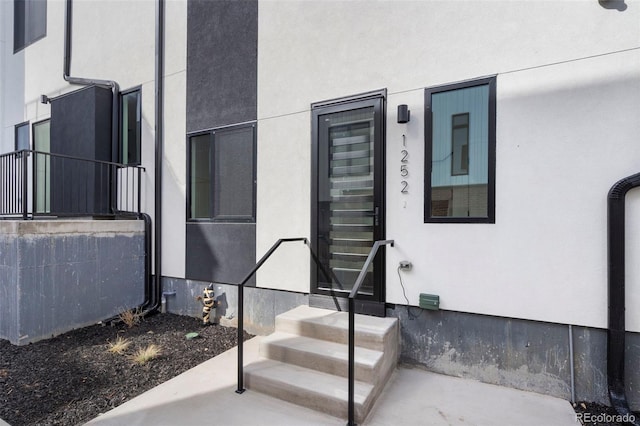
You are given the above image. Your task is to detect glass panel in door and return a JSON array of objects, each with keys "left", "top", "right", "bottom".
[{"left": 317, "top": 107, "right": 376, "bottom": 295}]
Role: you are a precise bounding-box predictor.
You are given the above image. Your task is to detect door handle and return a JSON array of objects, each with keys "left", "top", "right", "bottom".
[{"left": 374, "top": 207, "right": 379, "bottom": 226}]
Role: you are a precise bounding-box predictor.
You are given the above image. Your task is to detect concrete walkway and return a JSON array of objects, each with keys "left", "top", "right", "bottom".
[{"left": 85, "top": 337, "right": 579, "bottom": 426}]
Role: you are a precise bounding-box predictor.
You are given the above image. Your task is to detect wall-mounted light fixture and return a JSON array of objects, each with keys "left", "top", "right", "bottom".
[
  {"left": 397, "top": 104, "right": 410, "bottom": 123},
  {"left": 40, "top": 95, "right": 50, "bottom": 104}
]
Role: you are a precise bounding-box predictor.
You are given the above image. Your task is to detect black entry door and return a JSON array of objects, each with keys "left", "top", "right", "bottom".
[{"left": 311, "top": 93, "right": 385, "bottom": 308}]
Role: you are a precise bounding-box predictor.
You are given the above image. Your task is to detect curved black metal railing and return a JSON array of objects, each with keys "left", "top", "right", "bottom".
[
  {"left": 233, "top": 236, "right": 394, "bottom": 426},
  {"left": 234, "top": 237, "right": 332, "bottom": 394},
  {"left": 347, "top": 239, "right": 393, "bottom": 426}
]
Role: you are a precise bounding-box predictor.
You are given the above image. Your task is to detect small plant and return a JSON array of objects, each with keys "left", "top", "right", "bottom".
[
  {"left": 131, "top": 344, "right": 162, "bottom": 365},
  {"left": 106, "top": 336, "right": 131, "bottom": 354},
  {"left": 119, "top": 307, "right": 143, "bottom": 328}
]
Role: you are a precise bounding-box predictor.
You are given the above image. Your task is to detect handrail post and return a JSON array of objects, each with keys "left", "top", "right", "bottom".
[
  {"left": 22, "top": 150, "right": 28, "bottom": 220},
  {"left": 137, "top": 167, "right": 142, "bottom": 214},
  {"left": 235, "top": 237, "right": 308, "bottom": 395},
  {"left": 236, "top": 283, "right": 245, "bottom": 394},
  {"left": 348, "top": 296, "right": 355, "bottom": 426},
  {"left": 347, "top": 239, "right": 393, "bottom": 426}
]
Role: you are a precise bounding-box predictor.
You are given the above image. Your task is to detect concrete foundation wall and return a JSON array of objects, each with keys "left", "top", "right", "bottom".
[
  {"left": 160, "top": 274, "right": 640, "bottom": 407},
  {"left": 0, "top": 220, "right": 145, "bottom": 345},
  {"left": 162, "top": 277, "right": 307, "bottom": 337},
  {"left": 388, "top": 306, "right": 640, "bottom": 410}
]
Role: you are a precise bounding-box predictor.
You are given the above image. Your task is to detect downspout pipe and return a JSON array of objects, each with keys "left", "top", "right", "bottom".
[
  {"left": 152, "top": 0, "right": 165, "bottom": 314},
  {"left": 608, "top": 171, "right": 640, "bottom": 424},
  {"left": 64, "top": 0, "right": 160, "bottom": 315},
  {"left": 63, "top": 0, "right": 120, "bottom": 168},
  {"left": 139, "top": 213, "right": 153, "bottom": 312}
]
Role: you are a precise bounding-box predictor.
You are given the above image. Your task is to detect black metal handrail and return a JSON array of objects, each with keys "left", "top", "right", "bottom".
[
  {"left": 347, "top": 239, "right": 394, "bottom": 426},
  {"left": 232, "top": 236, "right": 394, "bottom": 425},
  {"left": 234, "top": 237, "right": 333, "bottom": 394},
  {"left": 0, "top": 149, "right": 145, "bottom": 219}
]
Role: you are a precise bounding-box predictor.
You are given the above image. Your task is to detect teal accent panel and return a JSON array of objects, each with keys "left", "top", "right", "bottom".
[{"left": 431, "top": 84, "right": 489, "bottom": 188}]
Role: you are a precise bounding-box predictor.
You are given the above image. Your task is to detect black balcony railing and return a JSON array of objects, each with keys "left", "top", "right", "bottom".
[{"left": 0, "top": 149, "right": 144, "bottom": 219}]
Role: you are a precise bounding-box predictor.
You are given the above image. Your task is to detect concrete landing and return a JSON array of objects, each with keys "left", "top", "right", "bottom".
[{"left": 86, "top": 336, "right": 579, "bottom": 426}]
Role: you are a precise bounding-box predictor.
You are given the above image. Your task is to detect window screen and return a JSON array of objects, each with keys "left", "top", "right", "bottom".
[
  {"left": 213, "top": 127, "right": 255, "bottom": 220},
  {"left": 188, "top": 124, "right": 256, "bottom": 222}
]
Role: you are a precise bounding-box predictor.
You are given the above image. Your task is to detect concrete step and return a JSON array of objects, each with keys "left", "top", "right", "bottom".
[
  {"left": 244, "top": 358, "right": 375, "bottom": 424},
  {"left": 246, "top": 305, "right": 399, "bottom": 423},
  {"left": 259, "top": 331, "right": 383, "bottom": 384},
  {"left": 275, "top": 305, "right": 398, "bottom": 353}
]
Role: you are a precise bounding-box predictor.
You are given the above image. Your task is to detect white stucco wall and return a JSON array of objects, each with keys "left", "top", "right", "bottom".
[
  {"left": 0, "top": 0, "right": 6, "bottom": 151},
  {"left": 3, "top": 0, "right": 639, "bottom": 331},
  {"left": 162, "top": 0, "right": 187, "bottom": 279},
  {"left": 0, "top": 0, "right": 26, "bottom": 153},
  {"left": 256, "top": 0, "right": 640, "bottom": 330},
  {"left": 386, "top": 50, "right": 640, "bottom": 330},
  {"left": 0, "top": 0, "right": 187, "bottom": 278},
  {"left": 68, "top": 0, "right": 188, "bottom": 278}
]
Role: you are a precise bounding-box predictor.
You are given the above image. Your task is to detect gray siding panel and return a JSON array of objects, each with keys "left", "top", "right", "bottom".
[
  {"left": 186, "top": 0, "right": 258, "bottom": 132},
  {"left": 185, "top": 222, "right": 256, "bottom": 285},
  {"left": 185, "top": 0, "right": 258, "bottom": 282},
  {"left": 49, "top": 86, "right": 113, "bottom": 214}
]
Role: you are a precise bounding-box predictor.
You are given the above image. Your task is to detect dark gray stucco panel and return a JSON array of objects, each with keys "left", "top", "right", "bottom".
[
  {"left": 186, "top": 0, "right": 258, "bottom": 132},
  {"left": 50, "top": 85, "right": 112, "bottom": 161},
  {"left": 185, "top": 0, "right": 258, "bottom": 287},
  {"left": 185, "top": 222, "right": 256, "bottom": 285},
  {"left": 49, "top": 85, "right": 112, "bottom": 214}
]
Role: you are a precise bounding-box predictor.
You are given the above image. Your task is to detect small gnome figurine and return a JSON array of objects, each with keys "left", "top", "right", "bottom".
[{"left": 195, "top": 283, "right": 218, "bottom": 325}]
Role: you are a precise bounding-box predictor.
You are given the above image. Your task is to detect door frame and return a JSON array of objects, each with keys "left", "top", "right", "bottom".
[{"left": 309, "top": 89, "right": 387, "bottom": 316}]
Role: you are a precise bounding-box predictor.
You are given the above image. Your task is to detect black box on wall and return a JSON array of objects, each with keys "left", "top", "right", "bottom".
[{"left": 49, "top": 85, "right": 113, "bottom": 215}]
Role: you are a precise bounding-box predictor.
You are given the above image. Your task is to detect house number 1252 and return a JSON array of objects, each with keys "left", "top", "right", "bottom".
[{"left": 400, "top": 135, "right": 409, "bottom": 194}]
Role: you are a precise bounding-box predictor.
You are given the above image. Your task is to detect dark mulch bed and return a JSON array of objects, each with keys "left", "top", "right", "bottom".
[
  {"left": 1, "top": 313, "right": 635, "bottom": 426},
  {"left": 0, "top": 313, "right": 252, "bottom": 426}
]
